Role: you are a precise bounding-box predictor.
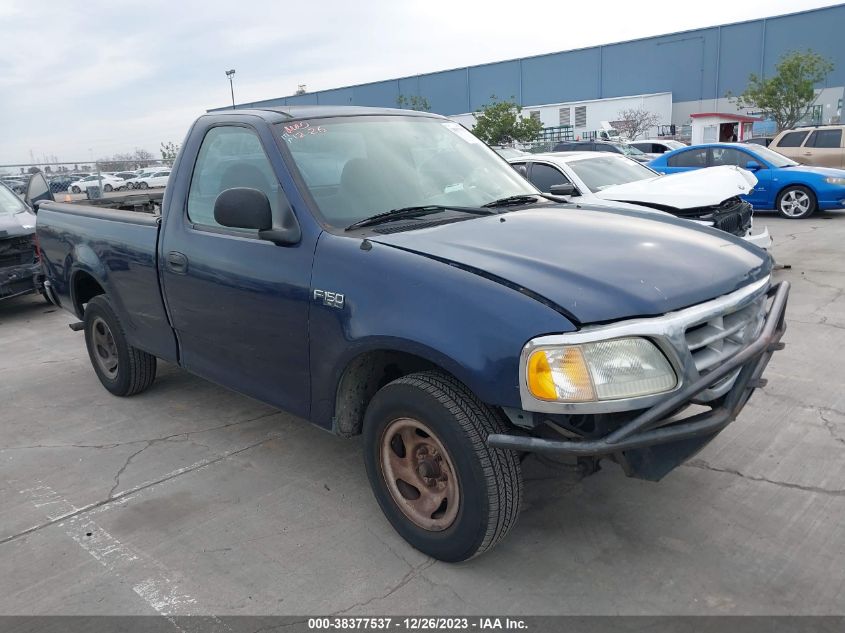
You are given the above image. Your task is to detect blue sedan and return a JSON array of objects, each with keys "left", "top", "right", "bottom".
[{"left": 649, "top": 143, "right": 845, "bottom": 219}]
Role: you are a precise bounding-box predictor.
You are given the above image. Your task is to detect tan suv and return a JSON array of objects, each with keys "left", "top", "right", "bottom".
[{"left": 769, "top": 125, "right": 845, "bottom": 168}]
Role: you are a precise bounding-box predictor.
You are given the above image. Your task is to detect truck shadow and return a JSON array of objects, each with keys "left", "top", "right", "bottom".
[{"left": 0, "top": 294, "right": 55, "bottom": 321}]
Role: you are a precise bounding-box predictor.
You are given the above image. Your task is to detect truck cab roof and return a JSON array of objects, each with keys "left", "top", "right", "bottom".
[{"left": 205, "top": 105, "right": 444, "bottom": 122}]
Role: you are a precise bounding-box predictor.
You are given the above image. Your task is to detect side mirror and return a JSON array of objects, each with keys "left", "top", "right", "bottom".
[
  {"left": 213, "top": 187, "right": 301, "bottom": 246},
  {"left": 25, "top": 172, "right": 54, "bottom": 211},
  {"left": 513, "top": 165, "right": 528, "bottom": 177},
  {"left": 745, "top": 160, "right": 762, "bottom": 171},
  {"left": 550, "top": 183, "right": 578, "bottom": 197}
]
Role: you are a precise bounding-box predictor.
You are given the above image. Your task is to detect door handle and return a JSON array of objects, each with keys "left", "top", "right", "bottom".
[
  {"left": 803, "top": 152, "right": 813, "bottom": 156},
  {"left": 166, "top": 251, "right": 188, "bottom": 274}
]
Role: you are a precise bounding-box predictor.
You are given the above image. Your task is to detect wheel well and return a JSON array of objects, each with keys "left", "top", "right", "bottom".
[
  {"left": 334, "top": 350, "right": 439, "bottom": 437},
  {"left": 72, "top": 271, "right": 105, "bottom": 316}
]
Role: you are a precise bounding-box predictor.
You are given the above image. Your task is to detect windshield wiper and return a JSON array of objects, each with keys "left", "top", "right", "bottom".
[
  {"left": 346, "top": 205, "right": 493, "bottom": 230},
  {"left": 482, "top": 193, "right": 569, "bottom": 208}
]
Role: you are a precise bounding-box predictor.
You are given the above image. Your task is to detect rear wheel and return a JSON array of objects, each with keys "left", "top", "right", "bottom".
[
  {"left": 363, "top": 371, "right": 522, "bottom": 562},
  {"left": 139, "top": 181, "right": 149, "bottom": 190},
  {"left": 776, "top": 185, "right": 816, "bottom": 219},
  {"left": 104, "top": 184, "right": 113, "bottom": 192},
  {"left": 83, "top": 295, "right": 156, "bottom": 396},
  {"left": 126, "top": 182, "right": 135, "bottom": 190}
]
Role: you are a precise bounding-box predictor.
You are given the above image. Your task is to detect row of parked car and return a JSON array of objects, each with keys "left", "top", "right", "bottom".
[
  {"left": 53, "top": 168, "right": 172, "bottom": 194},
  {"left": 498, "top": 125, "right": 845, "bottom": 221}
]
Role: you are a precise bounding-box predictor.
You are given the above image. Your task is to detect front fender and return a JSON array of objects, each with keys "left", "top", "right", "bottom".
[{"left": 308, "top": 232, "right": 575, "bottom": 429}]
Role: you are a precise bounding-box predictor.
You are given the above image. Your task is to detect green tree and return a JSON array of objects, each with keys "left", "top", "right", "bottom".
[
  {"left": 729, "top": 50, "right": 834, "bottom": 132},
  {"left": 471, "top": 96, "right": 542, "bottom": 145},
  {"left": 160, "top": 141, "right": 181, "bottom": 166},
  {"left": 396, "top": 94, "right": 431, "bottom": 111}
]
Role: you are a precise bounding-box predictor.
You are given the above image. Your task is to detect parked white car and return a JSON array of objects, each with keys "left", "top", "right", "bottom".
[
  {"left": 133, "top": 169, "right": 171, "bottom": 189},
  {"left": 125, "top": 169, "right": 163, "bottom": 189},
  {"left": 68, "top": 174, "right": 125, "bottom": 194},
  {"left": 509, "top": 152, "right": 771, "bottom": 249}
]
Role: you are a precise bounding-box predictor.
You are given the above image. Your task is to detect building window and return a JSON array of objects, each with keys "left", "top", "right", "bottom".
[
  {"left": 559, "top": 108, "right": 570, "bottom": 126},
  {"left": 574, "top": 106, "right": 587, "bottom": 128}
]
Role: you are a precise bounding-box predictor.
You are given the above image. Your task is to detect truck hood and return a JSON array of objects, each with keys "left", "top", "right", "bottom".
[
  {"left": 595, "top": 166, "right": 757, "bottom": 209},
  {"left": 369, "top": 205, "right": 770, "bottom": 324}
]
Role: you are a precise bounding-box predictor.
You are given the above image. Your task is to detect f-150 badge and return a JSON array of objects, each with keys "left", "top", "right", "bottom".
[{"left": 313, "top": 289, "right": 344, "bottom": 309}]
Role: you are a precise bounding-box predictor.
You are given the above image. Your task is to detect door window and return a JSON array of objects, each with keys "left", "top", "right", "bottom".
[
  {"left": 187, "top": 126, "right": 285, "bottom": 229},
  {"left": 529, "top": 163, "right": 572, "bottom": 192},
  {"left": 777, "top": 131, "right": 810, "bottom": 147},
  {"left": 667, "top": 149, "right": 707, "bottom": 168},
  {"left": 806, "top": 129, "right": 842, "bottom": 148},
  {"left": 709, "top": 148, "right": 749, "bottom": 167}
]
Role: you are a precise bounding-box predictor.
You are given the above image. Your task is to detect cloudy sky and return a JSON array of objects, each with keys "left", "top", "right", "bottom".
[{"left": 0, "top": 0, "right": 836, "bottom": 165}]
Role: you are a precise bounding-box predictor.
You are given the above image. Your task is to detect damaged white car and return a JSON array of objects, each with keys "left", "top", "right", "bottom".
[{"left": 508, "top": 152, "right": 771, "bottom": 249}]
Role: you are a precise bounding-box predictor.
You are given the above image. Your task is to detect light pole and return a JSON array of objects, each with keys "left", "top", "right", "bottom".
[{"left": 225, "top": 69, "right": 236, "bottom": 109}]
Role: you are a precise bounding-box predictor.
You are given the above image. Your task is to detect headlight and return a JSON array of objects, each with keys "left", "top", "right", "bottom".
[
  {"left": 825, "top": 177, "right": 845, "bottom": 185},
  {"left": 526, "top": 337, "right": 677, "bottom": 402}
]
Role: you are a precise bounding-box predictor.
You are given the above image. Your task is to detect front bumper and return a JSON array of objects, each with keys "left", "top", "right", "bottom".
[
  {"left": 488, "top": 281, "right": 789, "bottom": 479},
  {"left": 743, "top": 225, "right": 772, "bottom": 250}
]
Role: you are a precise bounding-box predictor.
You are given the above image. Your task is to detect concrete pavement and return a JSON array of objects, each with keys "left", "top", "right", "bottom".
[{"left": 1, "top": 212, "right": 843, "bottom": 616}]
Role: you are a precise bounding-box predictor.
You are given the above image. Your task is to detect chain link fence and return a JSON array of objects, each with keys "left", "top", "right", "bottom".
[{"left": 1, "top": 159, "right": 171, "bottom": 198}]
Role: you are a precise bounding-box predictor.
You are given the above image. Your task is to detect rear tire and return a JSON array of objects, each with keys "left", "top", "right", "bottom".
[
  {"left": 126, "top": 182, "right": 135, "bottom": 190},
  {"left": 363, "top": 370, "right": 522, "bottom": 562},
  {"left": 104, "top": 184, "right": 113, "bottom": 192},
  {"left": 139, "top": 182, "right": 149, "bottom": 190},
  {"left": 776, "top": 185, "right": 816, "bottom": 219},
  {"left": 83, "top": 295, "right": 156, "bottom": 396}
]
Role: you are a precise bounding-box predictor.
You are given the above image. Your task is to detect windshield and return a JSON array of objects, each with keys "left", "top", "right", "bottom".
[
  {"left": 617, "top": 144, "right": 645, "bottom": 156},
  {"left": 746, "top": 145, "right": 798, "bottom": 168},
  {"left": 0, "top": 182, "right": 28, "bottom": 215},
  {"left": 567, "top": 155, "right": 657, "bottom": 193},
  {"left": 278, "top": 116, "right": 538, "bottom": 228}
]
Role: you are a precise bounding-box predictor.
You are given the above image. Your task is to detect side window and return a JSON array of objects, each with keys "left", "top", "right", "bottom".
[
  {"left": 529, "top": 163, "right": 572, "bottom": 192},
  {"left": 710, "top": 148, "right": 749, "bottom": 167},
  {"left": 187, "top": 126, "right": 284, "bottom": 229},
  {"left": 777, "top": 131, "right": 810, "bottom": 147},
  {"left": 806, "top": 129, "right": 842, "bottom": 148},
  {"left": 668, "top": 149, "right": 707, "bottom": 168}
]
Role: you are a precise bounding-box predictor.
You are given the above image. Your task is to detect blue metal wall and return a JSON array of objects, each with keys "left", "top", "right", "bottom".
[{"left": 215, "top": 4, "right": 845, "bottom": 114}]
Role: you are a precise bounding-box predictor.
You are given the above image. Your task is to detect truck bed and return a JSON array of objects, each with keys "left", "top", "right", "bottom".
[{"left": 36, "top": 201, "right": 176, "bottom": 361}]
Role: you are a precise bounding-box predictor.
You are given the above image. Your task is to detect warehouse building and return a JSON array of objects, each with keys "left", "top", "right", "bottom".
[{"left": 213, "top": 4, "right": 845, "bottom": 138}]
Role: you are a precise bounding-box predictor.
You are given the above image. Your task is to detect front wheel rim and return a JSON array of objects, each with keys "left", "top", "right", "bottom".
[
  {"left": 91, "top": 316, "right": 119, "bottom": 379},
  {"left": 380, "top": 417, "right": 460, "bottom": 531},
  {"left": 781, "top": 190, "right": 810, "bottom": 216}
]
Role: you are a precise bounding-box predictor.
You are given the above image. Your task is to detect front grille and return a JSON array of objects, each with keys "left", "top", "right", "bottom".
[
  {"left": 712, "top": 200, "right": 753, "bottom": 237},
  {"left": 0, "top": 236, "right": 36, "bottom": 268},
  {"left": 682, "top": 292, "right": 767, "bottom": 398}
]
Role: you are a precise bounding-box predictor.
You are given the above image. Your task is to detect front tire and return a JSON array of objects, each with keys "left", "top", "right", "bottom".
[
  {"left": 126, "top": 182, "right": 135, "bottom": 190},
  {"left": 83, "top": 295, "right": 156, "bottom": 396},
  {"left": 363, "top": 371, "right": 522, "bottom": 562},
  {"left": 139, "top": 181, "right": 149, "bottom": 190},
  {"left": 776, "top": 185, "right": 816, "bottom": 219},
  {"left": 71, "top": 186, "right": 81, "bottom": 193},
  {"left": 104, "top": 184, "right": 113, "bottom": 192}
]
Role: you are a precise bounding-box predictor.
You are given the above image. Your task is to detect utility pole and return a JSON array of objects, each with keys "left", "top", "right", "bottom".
[{"left": 226, "top": 69, "right": 236, "bottom": 109}]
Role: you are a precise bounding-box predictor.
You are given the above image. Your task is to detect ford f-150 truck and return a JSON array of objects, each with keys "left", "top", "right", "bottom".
[{"left": 32, "top": 107, "right": 789, "bottom": 562}]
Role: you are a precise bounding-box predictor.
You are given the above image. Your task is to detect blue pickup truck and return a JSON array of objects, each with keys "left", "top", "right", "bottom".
[{"left": 30, "top": 107, "right": 789, "bottom": 561}]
